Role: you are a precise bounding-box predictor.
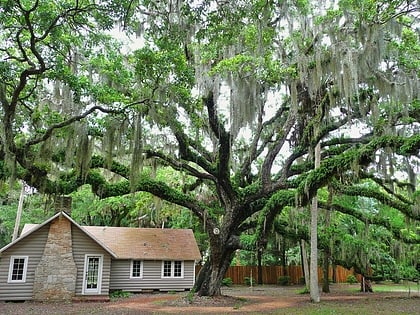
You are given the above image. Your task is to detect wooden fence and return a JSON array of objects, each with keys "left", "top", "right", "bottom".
[{"left": 197, "top": 265, "right": 360, "bottom": 285}]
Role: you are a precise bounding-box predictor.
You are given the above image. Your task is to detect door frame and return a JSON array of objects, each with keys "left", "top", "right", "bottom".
[{"left": 82, "top": 254, "right": 103, "bottom": 295}]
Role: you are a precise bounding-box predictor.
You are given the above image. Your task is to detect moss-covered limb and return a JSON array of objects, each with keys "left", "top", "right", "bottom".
[
  {"left": 171, "top": 124, "right": 217, "bottom": 176},
  {"left": 322, "top": 133, "right": 373, "bottom": 147},
  {"left": 359, "top": 172, "right": 414, "bottom": 205},
  {"left": 261, "top": 105, "right": 297, "bottom": 187},
  {"left": 32, "top": 164, "right": 216, "bottom": 227},
  {"left": 365, "top": 134, "right": 420, "bottom": 156},
  {"left": 204, "top": 92, "right": 228, "bottom": 143},
  {"left": 298, "top": 134, "right": 420, "bottom": 206},
  {"left": 90, "top": 155, "right": 130, "bottom": 178},
  {"left": 24, "top": 106, "right": 124, "bottom": 148},
  {"left": 84, "top": 169, "right": 216, "bottom": 225},
  {"left": 279, "top": 132, "right": 358, "bottom": 181},
  {"left": 272, "top": 219, "right": 308, "bottom": 242},
  {"left": 203, "top": 91, "right": 230, "bottom": 162},
  {"left": 18, "top": 167, "right": 85, "bottom": 196},
  {"left": 236, "top": 179, "right": 294, "bottom": 222},
  {"left": 15, "top": 155, "right": 128, "bottom": 195},
  {"left": 288, "top": 143, "right": 355, "bottom": 177},
  {"left": 387, "top": 102, "right": 420, "bottom": 126},
  {"left": 20, "top": 168, "right": 58, "bottom": 194},
  {"left": 331, "top": 182, "right": 418, "bottom": 220},
  {"left": 272, "top": 218, "right": 330, "bottom": 250},
  {"left": 203, "top": 92, "right": 236, "bottom": 204},
  {"left": 237, "top": 118, "right": 265, "bottom": 187},
  {"left": 297, "top": 148, "right": 358, "bottom": 204},
  {"left": 315, "top": 118, "right": 353, "bottom": 145},
  {"left": 144, "top": 149, "right": 216, "bottom": 182},
  {"left": 238, "top": 103, "right": 290, "bottom": 183},
  {"left": 275, "top": 147, "right": 307, "bottom": 183},
  {"left": 135, "top": 175, "right": 214, "bottom": 223},
  {"left": 254, "top": 190, "right": 296, "bottom": 241},
  {"left": 288, "top": 161, "right": 313, "bottom": 177},
  {"left": 321, "top": 143, "right": 354, "bottom": 159},
  {"left": 318, "top": 201, "right": 420, "bottom": 244},
  {"left": 234, "top": 197, "right": 268, "bottom": 231}
]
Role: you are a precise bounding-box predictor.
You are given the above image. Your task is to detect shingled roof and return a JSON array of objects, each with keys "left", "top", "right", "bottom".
[
  {"left": 9, "top": 212, "right": 201, "bottom": 261},
  {"left": 84, "top": 226, "right": 201, "bottom": 261}
]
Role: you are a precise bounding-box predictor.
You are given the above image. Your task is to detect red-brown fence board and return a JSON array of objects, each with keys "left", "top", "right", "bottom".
[{"left": 196, "top": 265, "right": 359, "bottom": 285}]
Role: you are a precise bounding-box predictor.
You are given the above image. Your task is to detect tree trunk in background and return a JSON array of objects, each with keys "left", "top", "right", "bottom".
[
  {"left": 310, "top": 142, "right": 321, "bottom": 302},
  {"left": 301, "top": 239, "right": 310, "bottom": 288},
  {"left": 322, "top": 201, "right": 331, "bottom": 293},
  {"left": 360, "top": 276, "right": 373, "bottom": 292},
  {"left": 322, "top": 249, "right": 330, "bottom": 293},
  {"left": 257, "top": 247, "right": 263, "bottom": 285},
  {"left": 281, "top": 237, "right": 287, "bottom": 276}
]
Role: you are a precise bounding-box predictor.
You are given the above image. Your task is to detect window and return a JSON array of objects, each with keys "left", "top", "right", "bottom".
[
  {"left": 162, "top": 261, "right": 183, "bottom": 278},
  {"left": 130, "top": 260, "right": 143, "bottom": 278},
  {"left": 8, "top": 256, "right": 28, "bottom": 283},
  {"left": 163, "top": 261, "right": 172, "bottom": 277},
  {"left": 174, "top": 261, "right": 182, "bottom": 277}
]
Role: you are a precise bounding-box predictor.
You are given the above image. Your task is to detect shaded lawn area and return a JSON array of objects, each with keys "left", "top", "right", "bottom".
[
  {"left": 280, "top": 296, "right": 419, "bottom": 315},
  {"left": 222, "top": 282, "right": 420, "bottom": 315}
]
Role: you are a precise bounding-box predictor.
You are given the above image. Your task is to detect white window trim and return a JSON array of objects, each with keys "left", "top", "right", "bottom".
[
  {"left": 130, "top": 260, "right": 143, "bottom": 279},
  {"left": 161, "top": 260, "right": 184, "bottom": 278},
  {"left": 8, "top": 255, "right": 29, "bottom": 283}
]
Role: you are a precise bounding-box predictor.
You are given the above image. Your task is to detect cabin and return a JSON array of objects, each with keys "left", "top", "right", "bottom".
[{"left": 0, "top": 211, "right": 201, "bottom": 301}]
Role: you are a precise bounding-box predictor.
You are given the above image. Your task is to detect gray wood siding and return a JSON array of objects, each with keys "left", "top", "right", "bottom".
[
  {"left": 0, "top": 225, "right": 49, "bottom": 301},
  {"left": 71, "top": 226, "right": 111, "bottom": 295},
  {"left": 110, "top": 260, "right": 196, "bottom": 292}
]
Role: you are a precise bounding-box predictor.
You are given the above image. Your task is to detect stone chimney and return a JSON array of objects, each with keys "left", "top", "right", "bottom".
[
  {"left": 54, "top": 196, "right": 72, "bottom": 215},
  {"left": 33, "top": 209, "right": 77, "bottom": 300}
]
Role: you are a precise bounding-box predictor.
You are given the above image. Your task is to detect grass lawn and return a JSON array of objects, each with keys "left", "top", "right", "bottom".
[
  {"left": 368, "top": 281, "right": 420, "bottom": 293},
  {"left": 275, "top": 282, "right": 420, "bottom": 315}
]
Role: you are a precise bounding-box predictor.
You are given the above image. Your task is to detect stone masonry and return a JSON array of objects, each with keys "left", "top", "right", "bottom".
[{"left": 32, "top": 214, "right": 77, "bottom": 301}]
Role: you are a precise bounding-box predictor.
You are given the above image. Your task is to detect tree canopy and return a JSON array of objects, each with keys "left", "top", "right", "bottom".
[{"left": 1, "top": 0, "right": 419, "bottom": 297}]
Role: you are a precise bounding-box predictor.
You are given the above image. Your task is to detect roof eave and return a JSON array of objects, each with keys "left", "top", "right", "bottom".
[
  {"left": 0, "top": 211, "right": 62, "bottom": 253},
  {"left": 0, "top": 211, "right": 118, "bottom": 258}
]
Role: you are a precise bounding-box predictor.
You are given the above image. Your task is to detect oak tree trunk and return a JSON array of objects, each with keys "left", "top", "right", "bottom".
[{"left": 195, "top": 232, "right": 236, "bottom": 296}]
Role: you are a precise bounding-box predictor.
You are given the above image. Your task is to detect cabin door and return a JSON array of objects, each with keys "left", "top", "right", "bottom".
[{"left": 82, "top": 255, "right": 103, "bottom": 294}]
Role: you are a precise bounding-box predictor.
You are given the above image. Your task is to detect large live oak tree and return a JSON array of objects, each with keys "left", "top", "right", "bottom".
[{"left": 1, "top": 0, "right": 419, "bottom": 297}]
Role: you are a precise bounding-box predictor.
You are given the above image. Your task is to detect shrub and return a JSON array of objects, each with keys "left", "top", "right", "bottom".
[
  {"left": 222, "top": 277, "right": 233, "bottom": 286},
  {"left": 298, "top": 287, "right": 310, "bottom": 294},
  {"left": 399, "top": 265, "right": 420, "bottom": 281},
  {"left": 244, "top": 276, "right": 256, "bottom": 286},
  {"left": 110, "top": 290, "right": 131, "bottom": 299},
  {"left": 346, "top": 274, "right": 358, "bottom": 284},
  {"left": 277, "top": 276, "right": 290, "bottom": 286},
  {"left": 186, "top": 287, "right": 195, "bottom": 303}
]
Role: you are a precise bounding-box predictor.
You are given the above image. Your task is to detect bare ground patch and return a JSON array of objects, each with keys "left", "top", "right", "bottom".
[{"left": 0, "top": 284, "right": 419, "bottom": 314}]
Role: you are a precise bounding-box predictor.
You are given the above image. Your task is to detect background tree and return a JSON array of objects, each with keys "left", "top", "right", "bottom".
[{"left": 0, "top": 0, "right": 419, "bottom": 298}]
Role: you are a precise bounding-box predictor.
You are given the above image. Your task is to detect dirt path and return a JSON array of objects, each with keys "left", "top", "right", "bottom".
[{"left": 0, "top": 284, "right": 418, "bottom": 315}]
